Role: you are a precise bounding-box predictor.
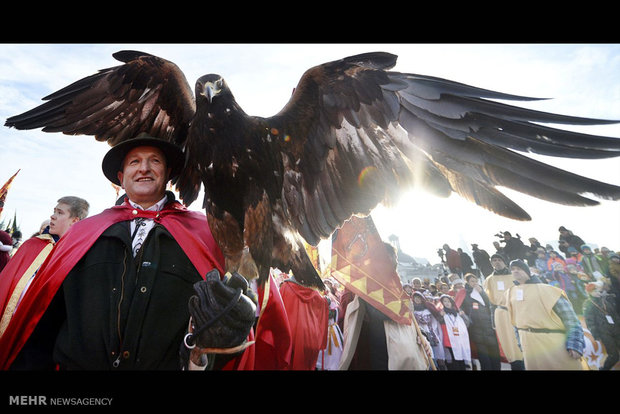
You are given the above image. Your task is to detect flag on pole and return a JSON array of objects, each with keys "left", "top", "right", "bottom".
[
  {"left": 304, "top": 242, "right": 320, "bottom": 273},
  {"left": 0, "top": 170, "right": 20, "bottom": 221},
  {"left": 304, "top": 239, "right": 332, "bottom": 278},
  {"left": 330, "top": 215, "right": 412, "bottom": 325}
]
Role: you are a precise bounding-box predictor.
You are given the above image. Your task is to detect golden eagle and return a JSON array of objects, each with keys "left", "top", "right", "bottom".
[{"left": 5, "top": 50, "right": 620, "bottom": 289}]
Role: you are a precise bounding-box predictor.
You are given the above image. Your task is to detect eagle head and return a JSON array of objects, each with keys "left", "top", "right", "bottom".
[{"left": 196, "top": 74, "right": 228, "bottom": 103}]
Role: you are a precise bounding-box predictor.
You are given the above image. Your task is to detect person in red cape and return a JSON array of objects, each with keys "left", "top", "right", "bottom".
[
  {"left": 280, "top": 275, "right": 329, "bottom": 370},
  {"left": 0, "top": 136, "right": 254, "bottom": 370},
  {"left": 0, "top": 230, "right": 12, "bottom": 272},
  {"left": 253, "top": 271, "right": 293, "bottom": 370},
  {"left": 0, "top": 196, "right": 89, "bottom": 340}
]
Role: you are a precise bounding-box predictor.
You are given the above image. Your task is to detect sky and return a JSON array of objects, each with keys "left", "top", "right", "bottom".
[{"left": 0, "top": 43, "right": 619, "bottom": 264}]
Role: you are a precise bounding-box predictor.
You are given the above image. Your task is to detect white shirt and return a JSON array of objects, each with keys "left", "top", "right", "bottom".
[
  {"left": 128, "top": 196, "right": 167, "bottom": 256},
  {"left": 470, "top": 287, "right": 486, "bottom": 306}
]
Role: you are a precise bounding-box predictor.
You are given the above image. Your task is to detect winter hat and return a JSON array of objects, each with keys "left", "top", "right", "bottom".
[
  {"left": 491, "top": 253, "right": 507, "bottom": 263},
  {"left": 510, "top": 260, "right": 531, "bottom": 277},
  {"left": 581, "top": 244, "right": 592, "bottom": 252},
  {"left": 439, "top": 294, "right": 459, "bottom": 314},
  {"left": 412, "top": 291, "right": 425, "bottom": 300}
]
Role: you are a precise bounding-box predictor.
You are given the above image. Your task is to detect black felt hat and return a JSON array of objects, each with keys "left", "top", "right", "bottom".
[{"left": 102, "top": 135, "right": 184, "bottom": 185}]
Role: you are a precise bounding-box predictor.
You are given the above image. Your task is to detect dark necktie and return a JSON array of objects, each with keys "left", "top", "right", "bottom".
[{"left": 132, "top": 217, "right": 147, "bottom": 257}]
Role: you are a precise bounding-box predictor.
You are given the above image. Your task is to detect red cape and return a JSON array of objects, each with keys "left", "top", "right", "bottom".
[
  {"left": 254, "top": 273, "right": 292, "bottom": 370},
  {"left": 279, "top": 280, "right": 328, "bottom": 370},
  {"left": 0, "top": 200, "right": 227, "bottom": 370},
  {"left": 0, "top": 235, "right": 54, "bottom": 316}
]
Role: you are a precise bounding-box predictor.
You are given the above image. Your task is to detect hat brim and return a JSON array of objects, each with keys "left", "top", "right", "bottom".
[{"left": 102, "top": 136, "right": 185, "bottom": 185}]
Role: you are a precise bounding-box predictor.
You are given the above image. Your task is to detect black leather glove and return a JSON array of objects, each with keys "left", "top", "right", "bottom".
[{"left": 186, "top": 269, "right": 257, "bottom": 351}]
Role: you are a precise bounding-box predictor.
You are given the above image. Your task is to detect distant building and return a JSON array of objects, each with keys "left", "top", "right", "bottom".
[{"left": 388, "top": 234, "right": 439, "bottom": 284}]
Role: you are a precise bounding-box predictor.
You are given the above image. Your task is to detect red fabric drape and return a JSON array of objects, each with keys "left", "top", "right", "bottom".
[{"left": 280, "top": 281, "right": 328, "bottom": 370}]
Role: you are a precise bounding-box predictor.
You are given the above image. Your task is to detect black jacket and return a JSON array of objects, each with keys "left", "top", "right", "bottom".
[
  {"left": 460, "top": 284, "right": 495, "bottom": 342},
  {"left": 583, "top": 294, "right": 620, "bottom": 341},
  {"left": 14, "top": 212, "right": 204, "bottom": 370},
  {"left": 503, "top": 237, "right": 526, "bottom": 262}
]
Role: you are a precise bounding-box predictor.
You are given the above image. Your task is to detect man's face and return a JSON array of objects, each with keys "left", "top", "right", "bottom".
[
  {"left": 49, "top": 202, "right": 79, "bottom": 238},
  {"left": 491, "top": 257, "right": 506, "bottom": 270},
  {"left": 117, "top": 146, "right": 170, "bottom": 207},
  {"left": 511, "top": 266, "right": 530, "bottom": 284}
]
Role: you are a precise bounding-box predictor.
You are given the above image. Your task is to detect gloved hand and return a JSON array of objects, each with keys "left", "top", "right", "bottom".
[
  {"left": 223, "top": 271, "right": 258, "bottom": 307},
  {"left": 186, "top": 269, "right": 257, "bottom": 351}
]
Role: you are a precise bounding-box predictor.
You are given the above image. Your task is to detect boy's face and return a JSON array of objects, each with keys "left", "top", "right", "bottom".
[{"left": 49, "top": 202, "right": 79, "bottom": 238}]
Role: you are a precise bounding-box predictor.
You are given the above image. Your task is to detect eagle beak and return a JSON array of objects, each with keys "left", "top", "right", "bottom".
[
  {"left": 204, "top": 83, "right": 216, "bottom": 103},
  {"left": 201, "top": 80, "right": 222, "bottom": 103}
]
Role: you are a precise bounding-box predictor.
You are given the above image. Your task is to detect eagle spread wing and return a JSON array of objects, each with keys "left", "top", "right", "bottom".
[
  {"left": 6, "top": 50, "right": 620, "bottom": 289},
  {"left": 5, "top": 51, "right": 195, "bottom": 147}
]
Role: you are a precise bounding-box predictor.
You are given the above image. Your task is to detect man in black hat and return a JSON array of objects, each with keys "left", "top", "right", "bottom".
[
  {"left": 558, "top": 226, "right": 586, "bottom": 256},
  {"left": 482, "top": 253, "right": 524, "bottom": 370},
  {"left": 471, "top": 244, "right": 493, "bottom": 278},
  {"left": 1, "top": 135, "right": 256, "bottom": 370},
  {"left": 501, "top": 231, "right": 526, "bottom": 262},
  {"left": 506, "top": 259, "right": 585, "bottom": 370}
]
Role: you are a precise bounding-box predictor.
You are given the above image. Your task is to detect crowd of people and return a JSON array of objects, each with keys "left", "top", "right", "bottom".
[
  {"left": 395, "top": 229, "right": 620, "bottom": 370},
  {"left": 0, "top": 132, "right": 618, "bottom": 372},
  {"left": 303, "top": 224, "right": 619, "bottom": 371}
]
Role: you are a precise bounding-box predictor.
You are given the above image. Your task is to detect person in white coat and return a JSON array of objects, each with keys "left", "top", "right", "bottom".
[{"left": 439, "top": 294, "right": 472, "bottom": 370}]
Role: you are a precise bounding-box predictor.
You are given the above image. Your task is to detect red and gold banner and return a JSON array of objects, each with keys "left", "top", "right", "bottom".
[
  {"left": 0, "top": 170, "right": 20, "bottom": 220},
  {"left": 304, "top": 242, "right": 320, "bottom": 273},
  {"left": 330, "top": 215, "right": 412, "bottom": 325}
]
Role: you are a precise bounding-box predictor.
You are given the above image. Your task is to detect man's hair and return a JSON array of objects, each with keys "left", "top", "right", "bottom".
[{"left": 57, "top": 196, "right": 90, "bottom": 220}]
